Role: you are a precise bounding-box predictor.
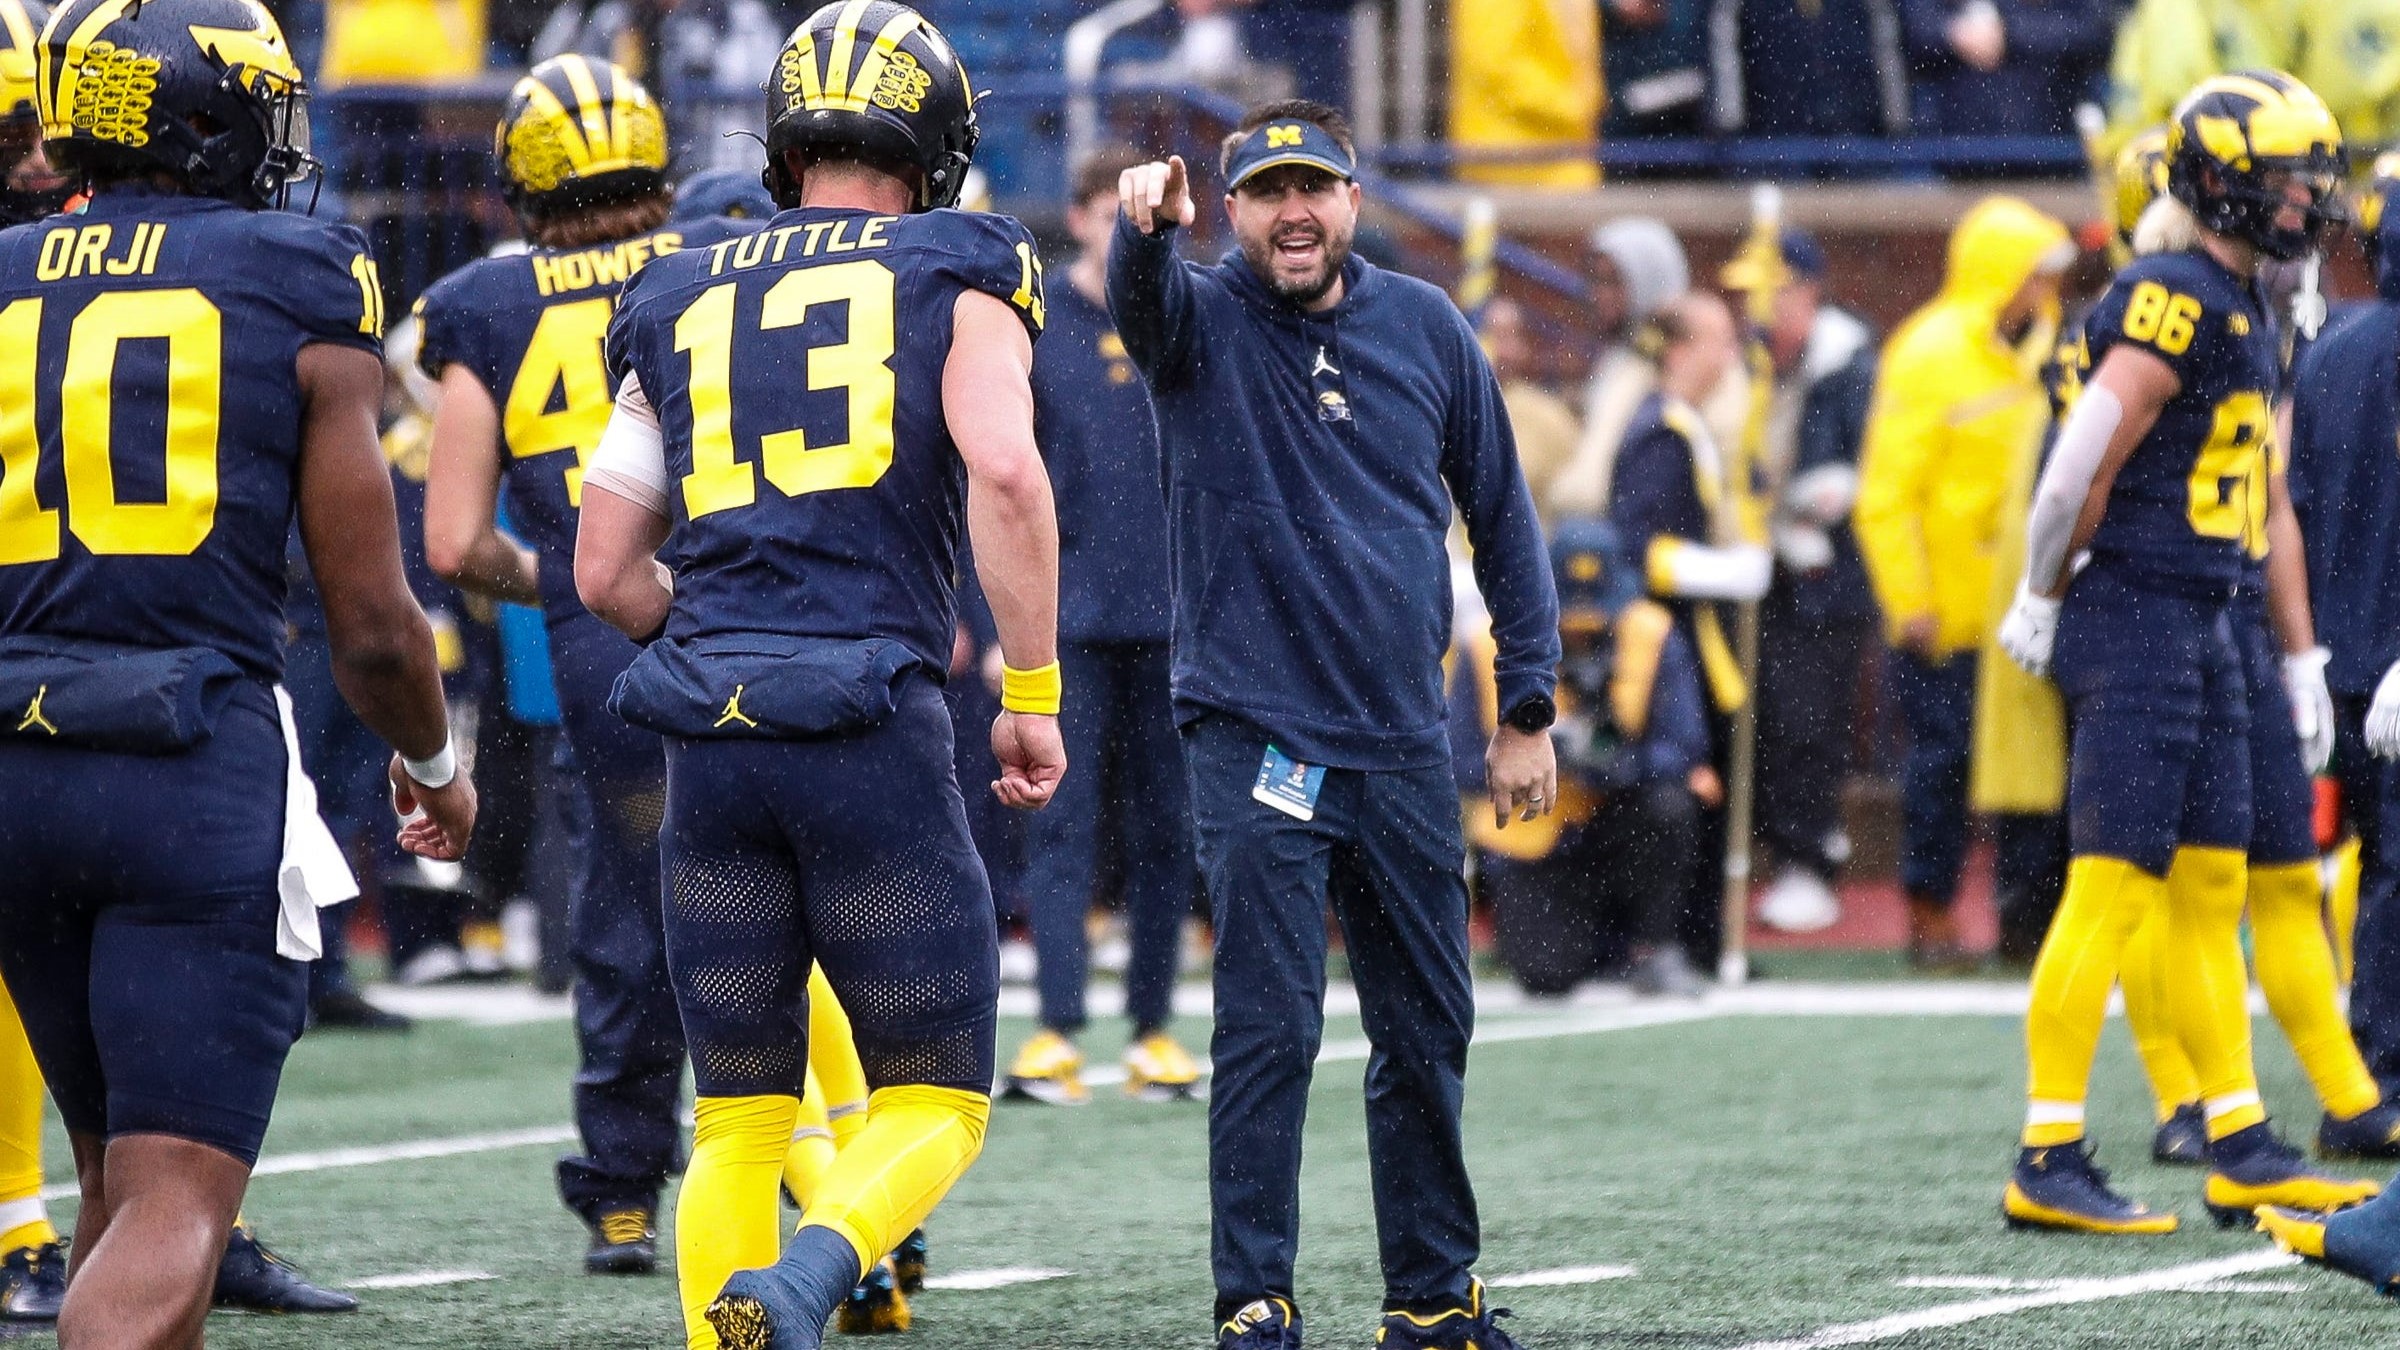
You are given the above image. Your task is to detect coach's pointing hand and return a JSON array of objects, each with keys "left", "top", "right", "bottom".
[{"left": 1120, "top": 155, "right": 1195, "bottom": 235}]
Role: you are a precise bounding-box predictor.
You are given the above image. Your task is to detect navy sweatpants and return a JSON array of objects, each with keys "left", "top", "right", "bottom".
[
  {"left": 1184, "top": 711, "right": 1478, "bottom": 1317},
  {"left": 1025, "top": 639, "right": 1193, "bottom": 1036},
  {"left": 1888, "top": 650, "right": 1977, "bottom": 906},
  {"left": 548, "top": 609, "right": 686, "bottom": 1220}
]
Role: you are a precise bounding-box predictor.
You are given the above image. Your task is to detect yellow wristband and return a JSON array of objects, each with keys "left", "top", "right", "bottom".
[{"left": 1000, "top": 661, "right": 1063, "bottom": 715}]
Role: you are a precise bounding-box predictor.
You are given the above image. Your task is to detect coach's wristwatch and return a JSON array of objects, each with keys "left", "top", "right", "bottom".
[{"left": 1502, "top": 694, "right": 1556, "bottom": 734}]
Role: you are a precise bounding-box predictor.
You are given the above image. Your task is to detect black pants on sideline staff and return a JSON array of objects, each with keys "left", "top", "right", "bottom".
[{"left": 1183, "top": 711, "right": 1478, "bottom": 1316}]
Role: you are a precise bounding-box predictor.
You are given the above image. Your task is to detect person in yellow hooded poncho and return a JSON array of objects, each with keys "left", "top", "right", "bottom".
[{"left": 1855, "top": 195, "right": 2074, "bottom": 971}]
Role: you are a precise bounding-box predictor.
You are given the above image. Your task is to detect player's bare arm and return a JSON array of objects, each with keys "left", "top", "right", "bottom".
[
  {"left": 424, "top": 363, "right": 542, "bottom": 605},
  {"left": 574, "top": 477, "right": 674, "bottom": 644},
  {"left": 295, "top": 341, "right": 477, "bottom": 861},
  {"left": 949, "top": 287, "right": 1066, "bottom": 811}
]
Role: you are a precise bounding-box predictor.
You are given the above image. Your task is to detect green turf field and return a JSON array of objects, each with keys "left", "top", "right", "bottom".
[{"left": 15, "top": 982, "right": 2398, "bottom": 1349}]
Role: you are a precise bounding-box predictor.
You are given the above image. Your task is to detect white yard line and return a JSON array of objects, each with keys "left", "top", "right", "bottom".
[
  {"left": 346, "top": 1269, "right": 498, "bottom": 1290},
  {"left": 920, "top": 1268, "right": 1072, "bottom": 1291},
  {"left": 1896, "top": 1274, "right": 2302, "bottom": 1294},
  {"left": 1731, "top": 1250, "right": 2302, "bottom": 1350},
  {"left": 39, "top": 1125, "right": 577, "bottom": 1201},
  {"left": 1488, "top": 1265, "right": 1637, "bottom": 1288}
]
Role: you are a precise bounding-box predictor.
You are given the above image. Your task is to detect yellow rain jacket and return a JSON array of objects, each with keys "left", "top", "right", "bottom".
[
  {"left": 1969, "top": 355, "right": 2067, "bottom": 815},
  {"left": 2108, "top": 0, "right": 2400, "bottom": 146},
  {"left": 1854, "top": 197, "right": 2069, "bottom": 658},
  {"left": 1448, "top": 0, "right": 1603, "bottom": 188}
]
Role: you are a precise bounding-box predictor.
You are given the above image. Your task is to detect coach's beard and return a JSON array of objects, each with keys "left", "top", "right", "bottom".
[{"left": 1244, "top": 223, "right": 1351, "bottom": 307}]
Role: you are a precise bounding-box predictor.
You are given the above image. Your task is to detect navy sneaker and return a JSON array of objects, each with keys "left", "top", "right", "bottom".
[
  {"left": 2152, "top": 1103, "right": 2209, "bottom": 1167},
  {"left": 2002, "top": 1141, "right": 2177, "bottom": 1234},
  {"left": 2319, "top": 1099, "right": 2400, "bottom": 1161},
  {"left": 1219, "top": 1296, "right": 1302, "bottom": 1349},
  {"left": 0, "top": 1241, "right": 64, "bottom": 1322},
  {"left": 1377, "top": 1279, "right": 1523, "bottom": 1350},
  {"left": 212, "top": 1226, "right": 358, "bottom": 1313},
  {"left": 2205, "top": 1122, "right": 2380, "bottom": 1227},
  {"left": 833, "top": 1257, "right": 909, "bottom": 1335},
  {"left": 891, "top": 1228, "right": 929, "bottom": 1295},
  {"left": 2261, "top": 1190, "right": 2400, "bottom": 1297}
]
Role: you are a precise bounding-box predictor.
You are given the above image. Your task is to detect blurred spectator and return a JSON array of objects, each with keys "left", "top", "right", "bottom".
[
  {"left": 1710, "top": 0, "right": 1909, "bottom": 136},
  {"left": 2109, "top": 0, "right": 2400, "bottom": 147},
  {"left": 1603, "top": 0, "right": 1711, "bottom": 137},
  {"left": 1607, "top": 291, "right": 1773, "bottom": 970},
  {"left": 1855, "top": 195, "right": 2069, "bottom": 971},
  {"left": 1003, "top": 148, "right": 1200, "bottom": 1105},
  {"left": 1900, "top": 0, "right": 2118, "bottom": 135},
  {"left": 1552, "top": 218, "right": 1751, "bottom": 524},
  {"left": 1237, "top": 0, "right": 1354, "bottom": 108},
  {"left": 1478, "top": 297, "right": 1586, "bottom": 526},
  {"left": 1721, "top": 231, "right": 1880, "bottom": 935},
  {"left": 318, "top": 0, "right": 485, "bottom": 85},
  {"left": 1456, "top": 522, "right": 1714, "bottom": 997},
  {"left": 533, "top": 0, "right": 779, "bottom": 170},
  {"left": 1450, "top": 0, "right": 1601, "bottom": 188}
]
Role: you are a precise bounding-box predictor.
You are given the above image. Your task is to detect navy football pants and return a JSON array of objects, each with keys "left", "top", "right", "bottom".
[
  {"left": 547, "top": 609, "right": 686, "bottom": 1220},
  {"left": 1184, "top": 712, "right": 1478, "bottom": 1317},
  {"left": 659, "top": 676, "right": 999, "bottom": 1098},
  {"left": 1025, "top": 639, "right": 1193, "bottom": 1037},
  {"left": 2333, "top": 692, "right": 2400, "bottom": 1087},
  {"left": 0, "top": 682, "right": 306, "bottom": 1165}
]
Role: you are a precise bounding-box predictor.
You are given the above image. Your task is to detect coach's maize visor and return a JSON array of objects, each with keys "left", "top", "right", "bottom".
[{"left": 1224, "top": 120, "right": 1355, "bottom": 192}]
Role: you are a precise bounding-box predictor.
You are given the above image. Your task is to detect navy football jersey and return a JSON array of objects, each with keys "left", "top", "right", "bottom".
[
  {"left": 415, "top": 217, "right": 753, "bottom": 619},
  {"left": 0, "top": 192, "right": 384, "bottom": 680},
  {"left": 606, "top": 206, "right": 1045, "bottom": 670},
  {"left": 2081, "top": 249, "right": 2278, "bottom": 596}
]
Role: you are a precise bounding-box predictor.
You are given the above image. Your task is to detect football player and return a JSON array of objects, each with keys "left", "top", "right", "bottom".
[
  {"left": 572, "top": 3, "right": 1062, "bottom": 1346},
  {"left": 1998, "top": 70, "right": 2374, "bottom": 1233},
  {"left": 417, "top": 55, "right": 749, "bottom": 1275},
  {"left": 2084, "top": 132, "right": 2400, "bottom": 1170},
  {"left": 0, "top": 0, "right": 475, "bottom": 1342}
]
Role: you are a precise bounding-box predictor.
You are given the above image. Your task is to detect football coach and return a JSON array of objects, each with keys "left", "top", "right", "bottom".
[{"left": 1110, "top": 101, "right": 1560, "bottom": 1350}]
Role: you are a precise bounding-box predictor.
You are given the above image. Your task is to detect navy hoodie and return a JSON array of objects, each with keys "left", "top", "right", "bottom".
[
  {"left": 1107, "top": 216, "right": 1559, "bottom": 770},
  {"left": 2290, "top": 227, "right": 2400, "bottom": 697}
]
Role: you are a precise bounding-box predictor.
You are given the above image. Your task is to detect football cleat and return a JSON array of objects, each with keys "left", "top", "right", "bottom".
[
  {"left": 2319, "top": 1099, "right": 2400, "bottom": 1161},
  {"left": 1002, "top": 1030, "right": 1090, "bottom": 1106},
  {"left": 1376, "top": 1279, "right": 1523, "bottom": 1350},
  {"left": 1219, "top": 1296, "right": 1302, "bottom": 1350},
  {"left": 1124, "top": 1031, "right": 1205, "bottom": 1102},
  {"left": 834, "top": 1256, "right": 910, "bottom": 1335},
  {"left": 212, "top": 1226, "right": 359, "bottom": 1314},
  {"left": 2003, "top": 1142, "right": 2179, "bottom": 1234},
  {"left": 892, "top": 1228, "right": 929, "bottom": 1295},
  {"left": 2204, "top": 1123, "right": 2381, "bottom": 1227},
  {"left": 2152, "top": 1103, "right": 2209, "bottom": 1167},
  {"left": 0, "top": 1240, "right": 64, "bottom": 1322},
  {"left": 709, "top": 1263, "right": 824, "bottom": 1350},
  {"left": 585, "top": 1207, "right": 659, "bottom": 1276},
  {"left": 2260, "top": 1195, "right": 2400, "bottom": 1297}
]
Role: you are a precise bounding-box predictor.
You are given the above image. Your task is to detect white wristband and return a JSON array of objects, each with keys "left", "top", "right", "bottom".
[{"left": 402, "top": 736, "right": 458, "bottom": 790}]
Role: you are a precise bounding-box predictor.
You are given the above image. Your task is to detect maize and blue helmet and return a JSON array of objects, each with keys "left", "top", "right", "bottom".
[
  {"left": 2166, "top": 70, "right": 2346, "bottom": 260},
  {"left": 495, "top": 54, "right": 668, "bottom": 220},
  {"left": 763, "top": 0, "right": 978, "bottom": 212},
  {"left": 36, "top": 0, "right": 315, "bottom": 208}
]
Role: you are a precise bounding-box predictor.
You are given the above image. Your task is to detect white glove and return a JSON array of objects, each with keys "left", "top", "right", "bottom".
[
  {"left": 2368, "top": 658, "right": 2400, "bottom": 760},
  {"left": 1661, "top": 541, "right": 1773, "bottom": 603},
  {"left": 1772, "top": 520, "right": 1835, "bottom": 573},
  {"left": 1998, "top": 584, "right": 2062, "bottom": 677},
  {"left": 2282, "top": 646, "right": 2336, "bottom": 776}
]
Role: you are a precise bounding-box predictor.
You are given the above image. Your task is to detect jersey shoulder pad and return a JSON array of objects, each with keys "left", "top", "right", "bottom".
[
  {"left": 250, "top": 213, "right": 388, "bottom": 351},
  {"left": 662, "top": 214, "right": 763, "bottom": 253},
  {"left": 412, "top": 254, "right": 527, "bottom": 382},
  {"left": 906, "top": 208, "right": 1044, "bottom": 340},
  {"left": 2092, "top": 251, "right": 2246, "bottom": 373}
]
